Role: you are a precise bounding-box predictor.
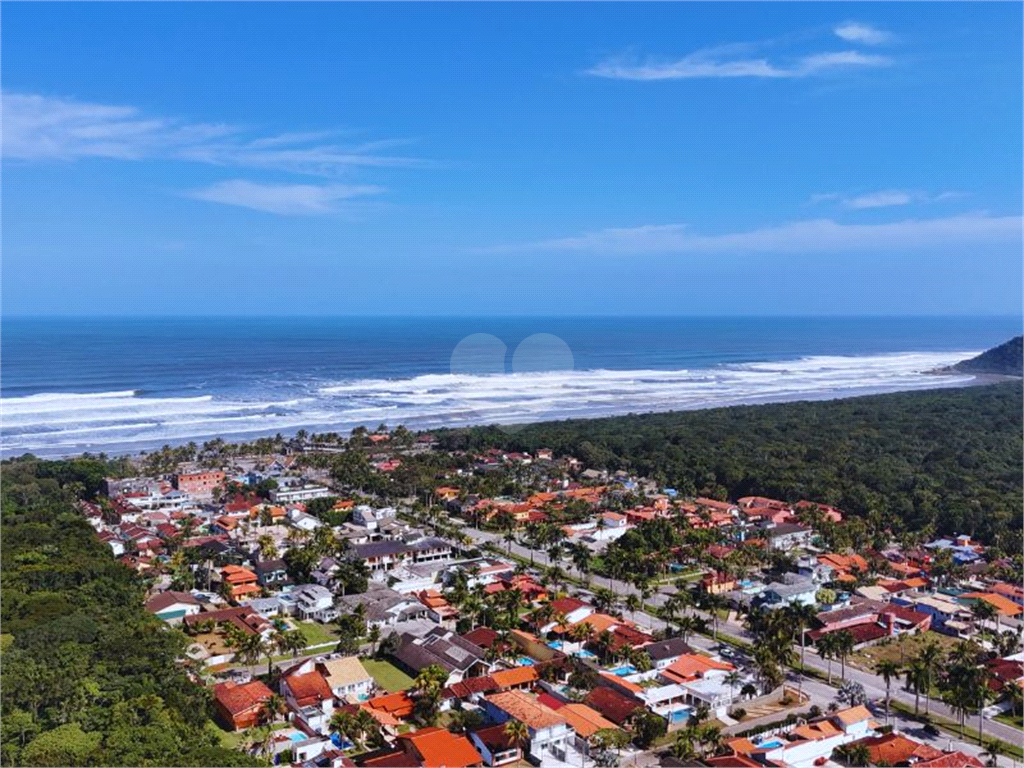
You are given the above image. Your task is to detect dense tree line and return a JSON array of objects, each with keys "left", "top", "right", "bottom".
[
  {"left": 0, "top": 456, "right": 260, "bottom": 767},
  {"left": 434, "top": 382, "right": 1023, "bottom": 548}
]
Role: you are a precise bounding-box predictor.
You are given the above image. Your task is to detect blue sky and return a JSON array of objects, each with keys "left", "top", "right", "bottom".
[{"left": 2, "top": 3, "right": 1022, "bottom": 316}]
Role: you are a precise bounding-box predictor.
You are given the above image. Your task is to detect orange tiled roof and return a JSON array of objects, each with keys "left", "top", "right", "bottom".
[
  {"left": 284, "top": 671, "right": 333, "bottom": 704},
  {"left": 367, "top": 691, "right": 415, "bottom": 719},
  {"left": 834, "top": 704, "right": 873, "bottom": 726},
  {"left": 579, "top": 613, "right": 619, "bottom": 633},
  {"left": 662, "top": 654, "right": 734, "bottom": 682},
  {"left": 214, "top": 680, "right": 273, "bottom": 716},
  {"left": 398, "top": 726, "right": 482, "bottom": 767},
  {"left": 485, "top": 691, "right": 565, "bottom": 730},
  {"left": 559, "top": 703, "right": 618, "bottom": 738},
  {"left": 491, "top": 666, "right": 539, "bottom": 689},
  {"left": 790, "top": 719, "right": 842, "bottom": 741},
  {"left": 862, "top": 732, "right": 943, "bottom": 765},
  {"left": 962, "top": 592, "right": 1024, "bottom": 617}
]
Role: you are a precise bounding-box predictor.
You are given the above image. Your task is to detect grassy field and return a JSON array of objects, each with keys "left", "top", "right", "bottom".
[
  {"left": 849, "top": 632, "right": 960, "bottom": 673},
  {"left": 206, "top": 720, "right": 245, "bottom": 750},
  {"left": 296, "top": 620, "right": 339, "bottom": 647},
  {"left": 362, "top": 658, "right": 414, "bottom": 693},
  {"left": 995, "top": 711, "right": 1023, "bottom": 728}
]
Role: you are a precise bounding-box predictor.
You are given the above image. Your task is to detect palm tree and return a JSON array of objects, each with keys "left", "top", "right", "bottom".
[
  {"left": 625, "top": 594, "right": 642, "bottom": 621},
  {"left": 786, "top": 602, "right": 819, "bottom": 696},
  {"left": 836, "top": 741, "right": 871, "bottom": 767},
  {"left": 917, "top": 639, "right": 945, "bottom": 716},
  {"left": 670, "top": 732, "right": 697, "bottom": 764},
  {"left": 261, "top": 694, "right": 287, "bottom": 726},
  {"left": 676, "top": 615, "right": 706, "bottom": 646},
  {"left": 703, "top": 592, "right": 728, "bottom": 641},
  {"left": 233, "top": 632, "right": 265, "bottom": 669},
  {"left": 257, "top": 534, "right": 277, "bottom": 559},
  {"left": 329, "top": 710, "right": 357, "bottom": 748},
  {"left": 817, "top": 633, "right": 839, "bottom": 685},
  {"left": 972, "top": 599, "right": 1000, "bottom": 636},
  {"left": 834, "top": 631, "right": 855, "bottom": 681},
  {"left": 905, "top": 657, "right": 928, "bottom": 715},
  {"left": 503, "top": 719, "right": 530, "bottom": 760},
  {"left": 724, "top": 671, "right": 743, "bottom": 703},
  {"left": 875, "top": 659, "right": 901, "bottom": 724},
  {"left": 594, "top": 630, "right": 615, "bottom": 663},
  {"left": 981, "top": 738, "right": 1006, "bottom": 767}
]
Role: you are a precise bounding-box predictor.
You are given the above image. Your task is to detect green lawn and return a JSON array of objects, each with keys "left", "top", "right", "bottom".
[
  {"left": 362, "top": 658, "right": 414, "bottom": 693},
  {"left": 206, "top": 721, "right": 245, "bottom": 750},
  {"left": 995, "top": 711, "right": 1024, "bottom": 728},
  {"left": 0, "top": 634, "right": 13, "bottom": 653},
  {"left": 296, "top": 621, "right": 339, "bottom": 647}
]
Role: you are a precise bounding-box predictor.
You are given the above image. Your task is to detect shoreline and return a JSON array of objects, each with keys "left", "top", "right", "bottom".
[{"left": 4, "top": 373, "right": 1016, "bottom": 462}]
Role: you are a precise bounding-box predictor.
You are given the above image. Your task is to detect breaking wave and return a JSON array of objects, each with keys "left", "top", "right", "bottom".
[{"left": 0, "top": 350, "right": 980, "bottom": 457}]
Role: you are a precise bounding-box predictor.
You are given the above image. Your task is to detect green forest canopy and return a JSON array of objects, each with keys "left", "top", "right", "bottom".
[
  {"left": 434, "top": 381, "right": 1023, "bottom": 549},
  {"left": 0, "top": 457, "right": 261, "bottom": 767}
]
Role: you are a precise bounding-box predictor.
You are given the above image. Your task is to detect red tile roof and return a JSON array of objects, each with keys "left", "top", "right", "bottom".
[
  {"left": 584, "top": 686, "right": 640, "bottom": 725},
  {"left": 284, "top": 671, "right": 333, "bottom": 706},
  {"left": 213, "top": 680, "right": 274, "bottom": 716}
]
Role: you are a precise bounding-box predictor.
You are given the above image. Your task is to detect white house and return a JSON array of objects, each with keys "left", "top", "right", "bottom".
[
  {"left": 145, "top": 591, "right": 202, "bottom": 625},
  {"left": 288, "top": 509, "right": 323, "bottom": 532},
  {"left": 482, "top": 691, "right": 574, "bottom": 765},
  {"left": 316, "top": 656, "right": 374, "bottom": 701},
  {"left": 756, "top": 705, "right": 876, "bottom": 768},
  {"left": 292, "top": 584, "right": 337, "bottom": 622}
]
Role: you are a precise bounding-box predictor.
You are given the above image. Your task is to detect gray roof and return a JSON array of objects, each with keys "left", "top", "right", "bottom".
[
  {"left": 392, "top": 627, "right": 485, "bottom": 673},
  {"left": 354, "top": 540, "right": 412, "bottom": 559},
  {"left": 644, "top": 636, "right": 693, "bottom": 662}
]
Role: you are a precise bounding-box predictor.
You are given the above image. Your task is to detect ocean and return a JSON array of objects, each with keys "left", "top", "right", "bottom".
[{"left": 1, "top": 315, "right": 1020, "bottom": 458}]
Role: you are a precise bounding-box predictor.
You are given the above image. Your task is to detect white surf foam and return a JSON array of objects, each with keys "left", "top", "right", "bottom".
[{"left": 0, "top": 350, "right": 983, "bottom": 457}]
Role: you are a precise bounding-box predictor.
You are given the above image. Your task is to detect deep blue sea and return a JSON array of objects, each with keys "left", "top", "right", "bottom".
[{"left": 1, "top": 316, "right": 1020, "bottom": 457}]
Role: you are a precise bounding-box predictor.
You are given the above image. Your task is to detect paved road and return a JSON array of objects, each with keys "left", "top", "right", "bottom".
[{"left": 465, "top": 526, "right": 1024, "bottom": 748}]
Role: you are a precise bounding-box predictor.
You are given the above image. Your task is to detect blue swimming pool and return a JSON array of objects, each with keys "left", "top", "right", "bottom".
[
  {"left": 758, "top": 739, "right": 784, "bottom": 749},
  {"left": 609, "top": 664, "right": 637, "bottom": 676},
  {"left": 573, "top": 649, "right": 597, "bottom": 659},
  {"left": 669, "top": 710, "right": 689, "bottom": 723},
  {"left": 515, "top": 657, "right": 535, "bottom": 666},
  {"left": 547, "top": 640, "right": 565, "bottom": 650},
  {"left": 330, "top": 734, "right": 354, "bottom": 750}
]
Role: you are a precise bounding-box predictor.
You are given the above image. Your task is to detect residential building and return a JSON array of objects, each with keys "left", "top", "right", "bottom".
[
  {"left": 253, "top": 558, "right": 292, "bottom": 588},
  {"left": 270, "top": 484, "right": 332, "bottom": 503},
  {"left": 292, "top": 584, "right": 338, "bottom": 622},
  {"left": 468, "top": 724, "right": 521, "bottom": 766},
  {"left": 316, "top": 656, "right": 374, "bottom": 701},
  {"left": 145, "top": 590, "right": 201, "bottom": 624},
  {"left": 482, "top": 691, "right": 574, "bottom": 765},
  {"left": 174, "top": 470, "right": 226, "bottom": 498},
  {"left": 220, "top": 565, "right": 260, "bottom": 602},
  {"left": 213, "top": 680, "right": 275, "bottom": 730},
  {"left": 395, "top": 726, "right": 483, "bottom": 768}
]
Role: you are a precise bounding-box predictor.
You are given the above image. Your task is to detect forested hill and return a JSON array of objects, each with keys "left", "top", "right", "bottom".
[
  {"left": 435, "top": 381, "right": 1023, "bottom": 551},
  {"left": 0, "top": 457, "right": 260, "bottom": 767},
  {"left": 953, "top": 336, "right": 1024, "bottom": 376}
]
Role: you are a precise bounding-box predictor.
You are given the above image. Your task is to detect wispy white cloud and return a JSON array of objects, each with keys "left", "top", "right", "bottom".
[
  {"left": 834, "top": 22, "right": 895, "bottom": 46},
  {"left": 187, "top": 180, "right": 383, "bottom": 215},
  {"left": 1, "top": 93, "right": 422, "bottom": 175},
  {"left": 810, "top": 189, "right": 968, "bottom": 209},
  {"left": 483, "top": 214, "right": 1021, "bottom": 255},
  {"left": 586, "top": 48, "right": 889, "bottom": 81}
]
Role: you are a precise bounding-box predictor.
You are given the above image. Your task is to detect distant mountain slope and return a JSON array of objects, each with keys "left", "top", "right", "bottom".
[{"left": 953, "top": 336, "right": 1023, "bottom": 376}]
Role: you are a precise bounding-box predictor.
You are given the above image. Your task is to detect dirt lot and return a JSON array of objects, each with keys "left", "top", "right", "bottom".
[{"left": 849, "top": 632, "right": 961, "bottom": 672}]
